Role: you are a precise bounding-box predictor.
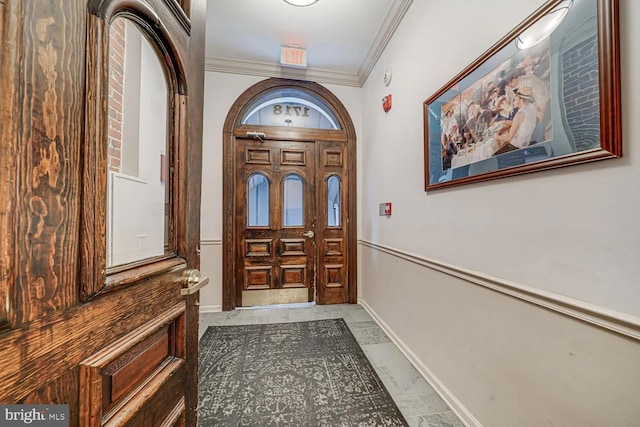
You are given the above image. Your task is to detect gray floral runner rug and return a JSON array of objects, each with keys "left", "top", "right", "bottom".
[{"left": 198, "top": 318, "right": 408, "bottom": 426}]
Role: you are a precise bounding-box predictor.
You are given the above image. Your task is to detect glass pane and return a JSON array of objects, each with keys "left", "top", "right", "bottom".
[
  {"left": 327, "top": 175, "right": 341, "bottom": 227},
  {"left": 283, "top": 175, "right": 304, "bottom": 227},
  {"left": 247, "top": 174, "right": 269, "bottom": 226},
  {"left": 241, "top": 88, "right": 341, "bottom": 129},
  {"left": 107, "top": 18, "right": 169, "bottom": 267}
]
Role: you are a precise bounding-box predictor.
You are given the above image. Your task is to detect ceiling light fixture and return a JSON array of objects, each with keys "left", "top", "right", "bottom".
[
  {"left": 283, "top": 0, "right": 319, "bottom": 7},
  {"left": 515, "top": 0, "right": 573, "bottom": 50}
]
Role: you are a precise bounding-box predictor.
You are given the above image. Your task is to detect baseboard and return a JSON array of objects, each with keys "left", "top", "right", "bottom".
[
  {"left": 359, "top": 240, "right": 640, "bottom": 341},
  {"left": 361, "top": 300, "right": 482, "bottom": 427},
  {"left": 199, "top": 305, "right": 222, "bottom": 313}
]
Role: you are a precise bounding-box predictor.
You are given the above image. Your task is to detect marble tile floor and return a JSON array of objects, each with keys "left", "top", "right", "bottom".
[{"left": 198, "top": 303, "right": 465, "bottom": 427}]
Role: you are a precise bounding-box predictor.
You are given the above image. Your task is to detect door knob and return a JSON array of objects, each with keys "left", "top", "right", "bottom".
[
  {"left": 302, "top": 230, "right": 315, "bottom": 238},
  {"left": 181, "top": 269, "right": 210, "bottom": 296}
]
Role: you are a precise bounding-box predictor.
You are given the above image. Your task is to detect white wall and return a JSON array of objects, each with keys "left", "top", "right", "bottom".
[
  {"left": 198, "top": 72, "right": 363, "bottom": 310},
  {"left": 359, "top": 0, "right": 640, "bottom": 426},
  {"left": 199, "top": 73, "right": 260, "bottom": 311},
  {"left": 361, "top": 246, "right": 640, "bottom": 427},
  {"left": 361, "top": 0, "right": 639, "bottom": 317}
]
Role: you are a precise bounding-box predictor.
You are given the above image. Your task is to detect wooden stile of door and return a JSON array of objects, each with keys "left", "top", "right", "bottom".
[
  {"left": 316, "top": 141, "right": 349, "bottom": 305},
  {"left": 0, "top": 0, "right": 206, "bottom": 426}
]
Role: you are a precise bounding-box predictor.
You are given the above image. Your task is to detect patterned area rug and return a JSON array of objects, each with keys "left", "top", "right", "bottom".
[{"left": 199, "top": 318, "right": 408, "bottom": 426}]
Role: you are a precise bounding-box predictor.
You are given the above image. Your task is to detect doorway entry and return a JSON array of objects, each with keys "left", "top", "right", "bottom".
[{"left": 222, "top": 78, "right": 357, "bottom": 310}]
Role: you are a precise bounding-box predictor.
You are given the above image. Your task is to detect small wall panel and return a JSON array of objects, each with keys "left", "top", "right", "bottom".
[
  {"left": 281, "top": 265, "right": 306, "bottom": 288},
  {"left": 245, "top": 239, "right": 272, "bottom": 257},
  {"left": 106, "top": 359, "right": 186, "bottom": 427},
  {"left": 324, "top": 239, "right": 343, "bottom": 256},
  {"left": 244, "top": 266, "right": 272, "bottom": 290},
  {"left": 324, "top": 150, "right": 343, "bottom": 167},
  {"left": 324, "top": 265, "right": 344, "bottom": 288},
  {"left": 281, "top": 150, "right": 305, "bottom": 165},
  {"left": 103, "top": 326, "right": 171, "bottom": 408},
  {"left": 245, "top": 148, "right": 271, "bottom": 164},
  {"left": 281, "top": 239, "right": 306, "bottom": 256},
  {"left": 79, "top": 303, "right": 186, "bottom": 427}
]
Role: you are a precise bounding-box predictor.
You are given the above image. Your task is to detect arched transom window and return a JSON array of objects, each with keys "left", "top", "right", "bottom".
[{"left": 241, "top": 88, "right": 341, "bottom": 130}]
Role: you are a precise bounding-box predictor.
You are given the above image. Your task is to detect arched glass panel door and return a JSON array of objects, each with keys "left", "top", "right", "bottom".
[
  {"left": 247, "top": 173, "right": 270, "bottom": 226},
  {"left": 283, "top": 174, "right": 304, "bottom": 227},
  {"left": 225, "top": 78, "right": 357, "bottom": 310},
  {"left": 234, "top": 139, "right": 316, "bottom": 306},
  {"left": 75, "top": 1, "right": 204, "bottom": 426}
]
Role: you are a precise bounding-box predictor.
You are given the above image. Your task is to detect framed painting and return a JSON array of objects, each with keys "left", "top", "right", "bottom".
[{"left": 423, "top": 0, "right": 621, "bottom": 190}]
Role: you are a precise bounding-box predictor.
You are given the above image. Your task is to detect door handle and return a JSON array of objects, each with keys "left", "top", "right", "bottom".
[
  {"left": 181, "top": 269, "right": 210, "bottom": 296},
  {"left": 302, "top": 230, "right": 315, "bottom": 238}
]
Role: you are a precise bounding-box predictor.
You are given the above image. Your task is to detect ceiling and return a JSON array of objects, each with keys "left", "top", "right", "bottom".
[{"left": 204, "top": 0, "right": 413, "bottom": 87}]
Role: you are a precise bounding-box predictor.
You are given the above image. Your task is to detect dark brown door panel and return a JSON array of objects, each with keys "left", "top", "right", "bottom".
[{"left": 0, "top": 0, "right": 206, "bottom": 425}]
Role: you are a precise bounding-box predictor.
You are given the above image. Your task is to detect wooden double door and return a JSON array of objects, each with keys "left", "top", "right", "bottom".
[
  {"left": 0, "top": 0, "right": 206, "bottom": 425},
  {"left": 235, "top": 137, "right": 350, "bottom": 307}
]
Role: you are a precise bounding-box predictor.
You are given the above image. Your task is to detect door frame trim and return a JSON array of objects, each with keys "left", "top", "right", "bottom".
[{"left": 222, "top": 78, "right": 357, "bottom": 310}]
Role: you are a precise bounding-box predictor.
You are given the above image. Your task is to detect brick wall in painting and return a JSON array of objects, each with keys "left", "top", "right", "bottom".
[{"left": 561, "top": 34, "right": 600, "bottom": 152}]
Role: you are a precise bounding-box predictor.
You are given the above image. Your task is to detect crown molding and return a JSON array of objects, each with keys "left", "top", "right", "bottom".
[
  {"left": 204, "top": 57, "right": 361, "bottom": 87},
  {"left": 357, "top": 0, "right": 413, "bottom": 87},
  {"left": 204, "top": 0, "right": 413, "bottom": 88}
]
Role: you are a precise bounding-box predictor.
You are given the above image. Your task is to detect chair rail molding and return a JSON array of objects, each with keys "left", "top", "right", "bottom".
[
  {"left": 200, "top": 239, "right": 222, "bottom": 245},
  {"left": 359, "top": 239, "right": 640, "bottom": 341}
]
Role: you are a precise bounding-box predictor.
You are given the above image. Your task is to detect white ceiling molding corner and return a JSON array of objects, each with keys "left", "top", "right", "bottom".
[{"left": 357, "top": 0, "right": 413, "bottom": 87}]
